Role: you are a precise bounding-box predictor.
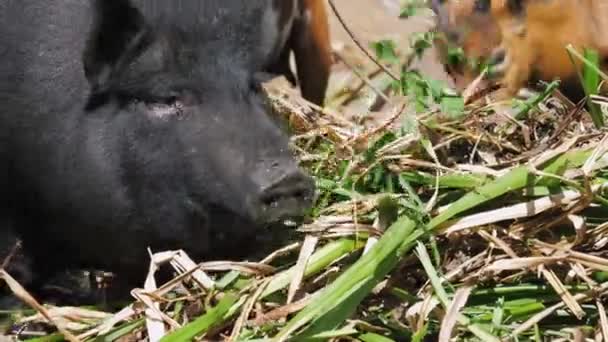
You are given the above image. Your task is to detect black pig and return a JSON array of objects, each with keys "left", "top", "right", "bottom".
[{"left": 0, "top": 0, "right": 319, "bottom": 301}]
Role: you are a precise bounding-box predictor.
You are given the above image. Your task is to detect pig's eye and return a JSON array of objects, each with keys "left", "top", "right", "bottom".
[
  {"left": 144, "top": 97, "right": 184, "bottom": 119},
  {"left": 129, "top": 95, "right": 184, "bottom": 120},
  {"left": 160, "top": 95, "right": 179, "bottom": 106}
]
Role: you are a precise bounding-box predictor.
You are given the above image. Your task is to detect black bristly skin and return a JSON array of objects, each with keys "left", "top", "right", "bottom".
[{"left": 0, "top": 0, "right": 316, "bottom": 304}]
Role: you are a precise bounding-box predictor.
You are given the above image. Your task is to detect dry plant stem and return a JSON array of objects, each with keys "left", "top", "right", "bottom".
[
  {"left": 548, "top": 98, "right": 587, "bottom": 141},
  {"left": 541, "top": 267, "right": 584, "bottom": 319},
  {"left": 444, "top": 251, "right": 488, "bottom": 282},
  {"left": 0, "top": 240, "right": 21, "bottom": 269},
  {"left": 597, "top": 300, "right": 608, "bottom": 342},
  {"left": 461, "top": 70, "right": 500, "bottom": 104},
  {"left": 347, "top": 102, "right": 406, "bottom": 146},
  {"left": 374, "top": 155, "right": 456, "bottom": 174},
  {"left": 0, "top": 270, "right": 81, "bottom": 342},
  {"left": 229, "top": 279, "right": 271, "bottom": 341},
  {"left": 478, "top": 231, "right": 518, "bottom": 258},
  {"left": 302, "top": 98, "right": 356, "bottom": 129},
  {"left": 333, "top": 51, "right": 391, "bottom": 104},
  {"left": 533, "top": 240, "right": 608, "bottom": 271},
  {"left": 266, "top": 86, "right": 355, "bottom": 129},
  {"left": 78, "top": 305, "right": 137, "bottom": 340},
  {"left": 416, "top": 252, "right": 487, "bottom": 300},
  {"left": 512, "top": 281, "right": 608, "bottom": 336},
  {"left": 443, "top": 185, "right": 590, "bottom": 234},
  {"left": 251, "top": 297, "right": 312, "bottom": 327},
  {"left": 287, "top": 235, "right": 319, "bottom": 304},
  {"left": 327, "top": 0, "right": 400, "bottom": 82},
  {"left": 469, "top": 133, "right": 483, "bottom": 164},
  {"left": 340, "top": 67, "right": 385, "bottom": 106},
  {"left": 260, "top": 242, "right": 302, "bottom": 264},
  {"left": 429, "top": 122, "right": 521, "bottom": 154},
  {"left": 438, "top": 285, "right": 473, "bottom": 342}
]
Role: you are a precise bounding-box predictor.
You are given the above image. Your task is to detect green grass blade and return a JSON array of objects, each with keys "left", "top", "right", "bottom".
[
  {"left": 429, "top": 148, "right": 596, "bottom": 230},
  {"left": 582, "top": 48, "right": 604, "bottom": 127},
  {"left": 271, "top": 216, "right": 421, "bottom": 341},
  {"left": 93, "top": 319, "right": 145, "bottom": 342},
  {"left": 566, "top": 45, "right": 606, "bottom": 128},
  {"left": 262, "top": 238, "right": 365, "bottom": 298},
  {"left": 428, "top": 166, "right": 533, "bottom": 230},
  {"left": 160, "top": 292, "right": 239, "bottom": 342},
  {"left": 416, "top": 243, "right": 499, "bottom": 342}
]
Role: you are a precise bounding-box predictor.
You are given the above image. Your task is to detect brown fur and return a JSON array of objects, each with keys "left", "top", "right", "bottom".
[
  {"left": 431, "top": 0, "right": 503, "bottom": 90},
  {"left": 490, "top": 0, "right": 608, "bottom": 100},
  {"left": 433, "top": 0, "right": 608, "bottom": 101}
]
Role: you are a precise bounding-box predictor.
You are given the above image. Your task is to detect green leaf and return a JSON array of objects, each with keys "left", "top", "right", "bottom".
[
  {"left": 409, "top": 31, "right": 434, "bottom": 57},
  {"left": 364, "top": 132, "right": 398, "bottom": 162},
  {"left": 446, "top": 46, "right": 466, "bottom": 68},
  {"left": 440, "top": 96, "right": 465, "bottom": 119},
  {"left": 377, "top": 196, "right": 400, "bottom": 229},
  {"left": 371, "top": 40, "right": 399, "bottom": 64},
  {"left": 160, "top": 293, "right": 239, "bottom": 342},
  {"left": 411, "top": 322, "right": 429, "bottom": 342},
  {"left": 400, "top": 0, "right": 424, "bottom": 18}
]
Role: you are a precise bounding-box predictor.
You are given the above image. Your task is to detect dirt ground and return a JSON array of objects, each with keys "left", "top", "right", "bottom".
[
  {"left": 318, "top": 0, "right": 454, "bottom": 121},
  {"left": 264, "top": 0, "right": 452, "bottom": 120},
  {"left": 327, "top": 0, "right": 451, "bottom": 83}
]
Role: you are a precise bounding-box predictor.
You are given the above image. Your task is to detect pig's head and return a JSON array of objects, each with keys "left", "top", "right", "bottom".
[
  {"left": 80, "top": 0, "right": 315, "bottom": 256},
  {"left": 430, "top": 0, "right": 504, "bottom": 89},
  {"left": 430, "top": 0, "right": 500, "bottom": 59}
]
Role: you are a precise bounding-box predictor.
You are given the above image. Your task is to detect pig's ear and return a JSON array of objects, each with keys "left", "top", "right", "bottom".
[{"left": 83, "top": 0, "right": 147, "bottom": 90}]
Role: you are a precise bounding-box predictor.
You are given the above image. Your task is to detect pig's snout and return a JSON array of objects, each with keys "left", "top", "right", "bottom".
[{"left": 249, "top": 161, "right": 316, "bottom": 224}]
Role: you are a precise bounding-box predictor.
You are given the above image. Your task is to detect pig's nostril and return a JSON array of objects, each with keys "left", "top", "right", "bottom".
[
  {"left": 260, "top": 176, "right": 312, "bottom": 206},
  {"left": 250, "top": 162, "right": 316, "bottom": 224},
  {"left": 257, "top": 171, "right": 315, "bottom": 221}
]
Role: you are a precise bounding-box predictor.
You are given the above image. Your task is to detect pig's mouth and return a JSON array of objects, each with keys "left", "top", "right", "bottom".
[
  {"left": 254, "top": 191, "right": 314, "bottom": 225},
  {"left": 184, "top": 184, "right": 315, "bottom": 231}
]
